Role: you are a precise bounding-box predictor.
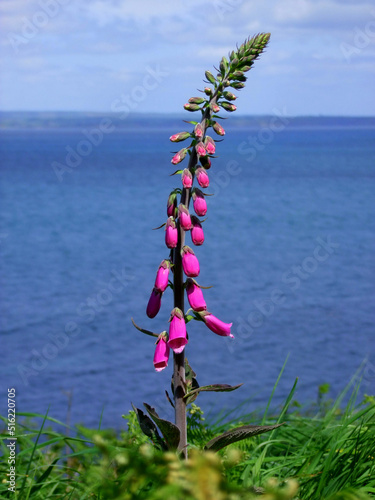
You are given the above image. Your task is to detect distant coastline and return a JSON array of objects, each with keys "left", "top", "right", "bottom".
[{"left": 0, "top": 111, "right": 374, "bottom": 131}]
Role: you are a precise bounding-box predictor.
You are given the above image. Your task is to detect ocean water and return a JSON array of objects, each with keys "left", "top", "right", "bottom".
[{"left": 1, "top": 115, "right": 374, "bottom": 430}]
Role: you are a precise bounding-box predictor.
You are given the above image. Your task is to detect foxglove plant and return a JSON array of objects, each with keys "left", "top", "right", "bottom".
[{"left": 132, "top": 33, "right": 282, "bottom": 457}]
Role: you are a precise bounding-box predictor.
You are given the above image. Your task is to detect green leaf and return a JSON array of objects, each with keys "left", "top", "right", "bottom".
[
  {"left": 184, "top": 383, "right": 243, "bottom": 402},
  {"left": 143, "top": 403, "right": 180, "bottom": 451},
  {"left": 131, "top": 318, "right": 159, "bottom": 338},
  {"left": 184, "top": 358, "right": 199, "bottom": 403},
  {"left": 131, "top": 404, "right": 166, "bottom": 450},
  {"left": 204, "top": 423, "right": 284, "bottom": 452}
]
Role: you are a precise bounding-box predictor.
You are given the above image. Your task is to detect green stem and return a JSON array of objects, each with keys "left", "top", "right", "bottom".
[{"left": 172, "top": 91, "right": 220, "bottom": 458}]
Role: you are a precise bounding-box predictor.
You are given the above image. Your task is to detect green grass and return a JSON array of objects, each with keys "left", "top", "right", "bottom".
[{"left": 1, "top": 378, "right": 374, "bottom": 499}]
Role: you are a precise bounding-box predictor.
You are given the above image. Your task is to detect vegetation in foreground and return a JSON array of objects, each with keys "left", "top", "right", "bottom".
[{"left": 1, "top": 379, "right": 374, "bottom": 499}]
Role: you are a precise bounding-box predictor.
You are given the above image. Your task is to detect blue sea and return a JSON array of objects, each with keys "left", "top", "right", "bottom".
[{"left": 1, "top": 113, "right": 375, "bottom": 430}]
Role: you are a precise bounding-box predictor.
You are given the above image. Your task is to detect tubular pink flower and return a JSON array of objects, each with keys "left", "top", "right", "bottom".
[
  {"left": 181, "top": 168, "right": 193, "bottom": 189},
  {"left": 168, "top": 307, "right": 188, "bottom": 354},
  {"left": 201, "top": 312, "right": 234, "bottom": 338},
  {"left": 204, "top": 136, "right": 216, "bottom": 155},
  {"left": 186, "top": 278, "right": 207, "bottom": 312},
  {"left": 196, "top": 167, "right": 209, "bottom": 188},
  {"left": 190, "top": 215, "right": 204, "bottom": 246},
  {"left": 154, "top": 260, "right": 171, "bottom": 292},
  {"left": 167, "top": 192, "right": 177, "bottom": 217},
  {"left": 165, "top": 217, "right": 178, "bottom": 248},
  {"left": 153, "top": 334, "right": 170, "bottom": 372},
  {"left": 192, "top": 189, "right": 207, "bottom": 217},
  {"left": 146, "top": 288, "right": 162, "bottom": 319},
  {"left": 181, "top": 245, "right": 200, "bottom": 277},
  {"left": 171, "top": 148, "right": 187, "bottom": 165},
  {"left": 178, "top": 204, "right": 192, "bottom": 231},
  {"left": 195, "top": 142, "right": 207, "bottom": 157}
]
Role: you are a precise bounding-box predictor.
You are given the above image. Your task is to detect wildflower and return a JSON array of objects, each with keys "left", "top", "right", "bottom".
[
  {"left": 154, "top": 260, "right": 171, "bottom": 292},
  {"left": 190, "top": 215, "right": 204, "bottom": 246},
  {"left": 192, "top": 188, "right": 207, "bottom": 217},
  {"left": 171, "top": 148, "right": 188, "bottom": 165},
  {"left": 167, "top": 192, "right": 177, "bottom": 217},
  {"left": 165, "top": 217, "right": 178, "bottom": 248},
  {"left": 178, "top": 204, "right": 192, "bottom": 231},
  {"left": 196, "top": 167, "right": 209, "bottom": 188},
  {"left": 168, "top": 308, "right": 188, "bottom": 353},
  {"left": 204, "top": 136, "right": 216, "bottom": 154},
  {"left": 153, "top": 333, "right": 170, "bottom": 372},
  {"left": 181, "top": 168, "right": 193, "bottom": 189},
  {"left": 212, "top": 121, "right": 225, "bottom": 136},
  {"left": 181, "top": 245, "right": 200, "bottom": 277},
  {"left": 170, "top": 131, "right": 191, "bottom": 143},
  {"left": 195, "top": 142, "right": 207, "bottom": 157},
  {"left": 186, "top": 278, "right": 207, "bottom": 311},
  {"left": 146, "top": 288, "right": 162, "bottom": 318},
  {"left": 194, "top": 123, "right": 203, "bottom": 139},
  {"left": 199, "top": 311, "right": 233, "bottom": 337}
]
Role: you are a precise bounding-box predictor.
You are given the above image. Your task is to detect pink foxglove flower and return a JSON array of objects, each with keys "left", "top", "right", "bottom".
[
  {"left": 204, "top": 136, "right": 216, "bottom": 155},
  {"left": 146, "top": 288, "right": 162, "bottom": 319},
  {"left": 211, "top": 103, "right": 220, "bottom": 113},
  {"left": 154, "top": 260, "right": 171, "bottom": 292},
  {"left": 181, "top": 168, "right": 193, "bottom": 189},
  {"left": 195, "top": 142, "right": 206, "bottom": 157},
  {"left": 186, "top": 278, "right": 207, "bottom": 312},
  {"left": 192, "top": 188, "right": 207, "bottom": 217},
  {"left": 181, "top": 245, "right": 200, "bottom": 277},
  {"left": 196, "top": 167, "right": 209, "bottom": 188},
  {"left": 200, "top": 311, "right": 233, "bottom": 338},
  {"left": 171, "top": 148, "right": 188, "bottom": 165},
  {"left": 167, "top": 192, "right": 177, "bottom": 217},
  {"left": 194, "top": 123, "right": 203, "bottom": 139},
  {"left": 165, "top": 217, "right": 178, "bottom": 248},
  {"left": 168, "top": 307, "right": 188, "bottom": 353},
  {"left": 178, "top": 204, "right": 192, "bottom": 231},
  {"left": 191, "top": 216, "right": 204, "bottom": 246},
  {"left": 170, "top": 131, "right": 190, "bottom": 143},
  {"left": 153, "top": 333, "right": 170, "bottom": 372}
]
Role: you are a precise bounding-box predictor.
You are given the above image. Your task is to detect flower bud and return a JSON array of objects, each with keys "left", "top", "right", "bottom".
[
  {"left": 186, "top": 278, "right": 207, "bottom": 311},
  {"left": 181, "top": 168, "right": 193, "bottom": 189},
  {"left": 171, "top": 148, "right": 188, "bottom": 165},
  {"left": 199, "top": 311, "right": 233, "bottom": 337},
  {"left": 192, "top": 188, "right": 207, "bottom": 216},
  {"left": 195, "top": 142, "right": 207, "bottom": 157},
  {"left": 221, "top": 102, "right": 237, "bottom": 112},
  {"left": 153, "top": 333, "right": 170, "bottom": 372},
  {"left": 188, "top": 97, "right": 205, "bottom": 104},
  {"left": 232, "top": 71, "right": 244, "bottom": 78},
  {"left": 195, "top": 167, "right": 209, "bottom": 188},
  {"left": 200, "top": 156, "right": 211, "bottom": 169},
  {"left": 154, "top": 260, "right": 171, "bottom": 292},
  {"left": 181, "top": 245, "right": 200, "bottom": 277},
  {"left": 223, "top": 91, "right": 237, "bottom": 101},
  {"left": 184, "top": 103, "right": 201, "bottom": 112},
  {"left": 167, "top": 192, "right": 177, "bottom": 217},
  {"left": 168, "top": 308, "right": 188, "bottom": 354},
  {"left": 146, "top": 288, "right": 162, "bottom": 318},
  {"left": 230, "top": 82, "right": 245, "bottom": 89},
  {"left": 204, "top": 136, "right": 216, "bottom": 155},
  {"left": 194, "top": 123, "right": 204, "bottom": 139},
  {"left": 205, "top": 71, "right": 216, "bottom": 84},
  {"left": 165, "top": 217, "right": 178, "bottom": 248},
  {"left": 204, "top": 87, "right": 213, "bottom": 96},
  {"left": 178, "top": 204, "right": 192, "bottom": 230},
  {"left": 170, "top": 131, "right": 191, "bottom": 143},
  {"left": 212, "top": 121, "right": 225, "bottom": 136},
  {"left": 190, "top": 216, "right": 205, "bottom": 246},
  {"left": 211, "top": 104, "right": 220, "bottom": 113}
]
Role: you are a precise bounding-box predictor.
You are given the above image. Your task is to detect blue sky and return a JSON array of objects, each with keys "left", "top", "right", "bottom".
[{"left": 1, "top": 0, "right": 374, "bottom": 116}]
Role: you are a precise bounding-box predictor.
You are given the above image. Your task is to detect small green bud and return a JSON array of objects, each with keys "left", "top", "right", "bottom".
[
  {"left": 221, "top": 101, "right": 237, "bottom": 112},
  {"left": 204, "top": 87, "right": 213, "bottom": 96},
  {"left": 184, "top": 103, "right": 201, "bottom": 112},
  {"left": 223, "top": 91, "right": 237, "bottom": 101},
  {"left": 188, "top": 97, "right": 206, "bottom": 104},
  {"left": 205, "top": 70, "right": 216, "bottom": 84},
  {"left": 230, "top": 82, "right": 245, "bottom": 89}
]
